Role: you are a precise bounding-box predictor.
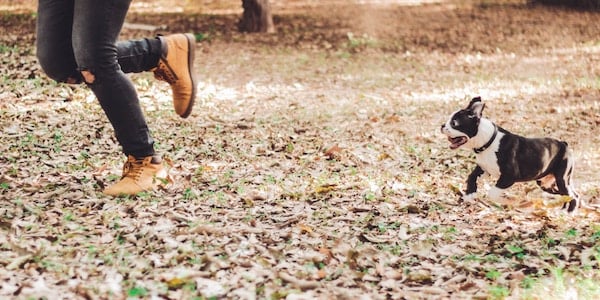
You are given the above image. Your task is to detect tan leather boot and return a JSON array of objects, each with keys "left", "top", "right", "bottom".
[
  {"left": 103, "top": 155, "right": 168, "bottom": 196},
  {"left": 154, "top": 33, "right": 197, "bottom": 118}
]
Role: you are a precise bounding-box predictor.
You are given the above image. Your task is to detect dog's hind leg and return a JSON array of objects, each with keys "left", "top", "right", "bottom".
[{"left": 554, "top": 155, "right": 580, "bottom": 212}]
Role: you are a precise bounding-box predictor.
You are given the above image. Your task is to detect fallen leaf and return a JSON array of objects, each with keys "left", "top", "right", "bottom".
[
  {"left": 324, "top": 144, "right": 342, "bottom": 159},
  {"left": 315, "top": 183, "right": 337, "bottom": 194}
]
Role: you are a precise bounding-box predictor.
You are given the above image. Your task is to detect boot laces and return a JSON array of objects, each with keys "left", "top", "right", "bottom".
[
  {"left": 154, "top": 59, "right": 178, "bottom": 84},
  {"left": 122, "top": 158, "right": 148, "bottom": 181}
]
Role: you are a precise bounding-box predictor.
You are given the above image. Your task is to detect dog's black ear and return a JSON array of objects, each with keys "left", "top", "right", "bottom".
[
  {"left": 467, "top": 97, "right": 484, "bottom": 118},
  {"left": 467, "top": 96, "right": 482, "bottom": 108}
]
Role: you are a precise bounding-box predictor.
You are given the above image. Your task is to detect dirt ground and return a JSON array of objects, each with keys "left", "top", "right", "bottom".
[{"left": 1, "top": 1, "right": 600, "bottom": 299}]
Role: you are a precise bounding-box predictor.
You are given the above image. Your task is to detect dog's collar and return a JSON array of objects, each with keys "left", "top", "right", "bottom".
[{"left": 474, "top": 124, "right": 498, "bottom": 154}]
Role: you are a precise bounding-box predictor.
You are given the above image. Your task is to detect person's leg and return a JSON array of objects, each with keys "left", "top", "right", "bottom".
[
  {"left": 36, "top": 0, "right": 82, "bottom": 84},
  {"left": 116, "top": 38, "right": 162, "bottom": 73},
  {"left": 71, "top": 0, "right": 166, "bottom": 195},
  {"left": 72, "top": 0, "right": 153, "bottom": 158},
  {"left": 117, "top": 34, "right": 198, "bottom": 118}
]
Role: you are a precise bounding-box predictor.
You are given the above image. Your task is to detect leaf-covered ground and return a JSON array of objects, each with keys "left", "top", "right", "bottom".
[{"left": 1, "top": 1, "right": 600, "bottom": 299}]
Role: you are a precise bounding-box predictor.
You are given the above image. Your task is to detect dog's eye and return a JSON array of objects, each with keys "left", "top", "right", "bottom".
[{"left": 451, "top": 120, "right": 459, "bottom": 127}]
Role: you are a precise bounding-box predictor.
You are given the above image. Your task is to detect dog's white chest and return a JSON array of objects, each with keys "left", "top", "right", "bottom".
[{"left": 474, "top": 133, "right": 503, "bottom": 177}]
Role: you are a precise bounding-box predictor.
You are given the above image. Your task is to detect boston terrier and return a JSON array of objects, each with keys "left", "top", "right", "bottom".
[{"left": 440, "top": 97, "right": 580, "bottom": 212}]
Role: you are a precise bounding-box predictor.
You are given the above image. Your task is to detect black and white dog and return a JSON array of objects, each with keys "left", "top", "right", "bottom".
[{"left": 441, "top": 97, "right": 580, "bottom": 212}]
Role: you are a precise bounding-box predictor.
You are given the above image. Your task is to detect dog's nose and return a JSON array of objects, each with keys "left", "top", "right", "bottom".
[{"left": 440, "top": 124, "right": 446, "bottom": 132}]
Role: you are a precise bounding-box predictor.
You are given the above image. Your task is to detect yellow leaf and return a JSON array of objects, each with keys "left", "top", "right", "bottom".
[
  {"left": 448, "top": 183, "right": 462, "bottom": 196},
  {"left": 315, "top": 184, "right": 337, "bottom": 194},
  {"left": 166, "top": 277, "right": 188, "bottom": 289},
  {"left": 298, "top": 223, "right": 313, "bottom": 234},
  {"left": 546, "top": 196, "right": 573, "bottom": 208},
  {"left": 244, "top": 198, "right": 255, "bottom": 207},
  {"left": 531, "top": 198, "right": 544, "bottom": 209},
  {"left": 560, "top": 195, "right": 573, "bottom": 203},
  {"left": 378, "top": 152, "right": 391, "bottom": 161}
]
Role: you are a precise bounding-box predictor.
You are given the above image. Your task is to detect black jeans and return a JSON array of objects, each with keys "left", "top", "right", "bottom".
[{"left": 36, "top": 0, "right": 163, "bottom": 158}]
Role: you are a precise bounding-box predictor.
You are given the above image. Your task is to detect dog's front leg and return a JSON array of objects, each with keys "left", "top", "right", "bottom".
[{"left": 463, "top": 165, "right": 485, "bottom": 201}]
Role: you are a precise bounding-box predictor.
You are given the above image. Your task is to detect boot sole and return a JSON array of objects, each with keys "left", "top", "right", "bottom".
[{"left": 180, "top": 33, "right": 197, "bottom": 118}]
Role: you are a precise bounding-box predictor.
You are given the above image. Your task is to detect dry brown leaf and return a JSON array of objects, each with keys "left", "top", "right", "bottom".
[
  {"left": 278, "top": 272, "right": 320, "bottom": 290},
  {"left": 6, "top": 254, "right": 32, "bottom": 270},
  {"left": 324, "top": 144, "right": 342, "bottom": 159}
]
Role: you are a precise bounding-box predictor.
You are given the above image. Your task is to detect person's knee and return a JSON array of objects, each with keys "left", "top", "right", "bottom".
[
  {"left": 73, "top": 44, "right": 121, "bottom": 84},
  {"left": 80, "top": 70, "right": 96, "bottom": 84},
  {"left": 37, "top": 51, "right": 82, "bottom": 84}
]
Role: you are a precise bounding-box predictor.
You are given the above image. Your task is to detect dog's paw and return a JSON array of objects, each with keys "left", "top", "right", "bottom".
[
  {"left": 563, "top": 198, "right": 578, "bottom": 213},
  {"left": 461, "top": 193, "right": 476, "bottom": 202},
  {"left": 488, "top": 187, "right": 507, "bottom": 203}
]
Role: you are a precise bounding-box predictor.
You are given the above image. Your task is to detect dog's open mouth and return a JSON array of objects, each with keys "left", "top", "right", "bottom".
[{"left": 448, "top": 136, "right": 468, "bottom": 149}]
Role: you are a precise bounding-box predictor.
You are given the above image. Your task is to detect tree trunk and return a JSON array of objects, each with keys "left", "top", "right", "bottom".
[
  {"left": 529, "top": 0, "right": 600, "bottom": 9},
  {"left": 239, "top": 0, "right": 275, "bottom": 33}
]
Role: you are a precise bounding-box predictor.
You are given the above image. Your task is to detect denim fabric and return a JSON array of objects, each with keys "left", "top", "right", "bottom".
[
  {"left": 36, "top": 0, "right": 162, "bottom": 158},
  {"left": 117, "top": 38, "right": 162, "bottom": 74}
]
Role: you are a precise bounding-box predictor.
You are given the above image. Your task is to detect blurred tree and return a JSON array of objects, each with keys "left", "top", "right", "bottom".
[
  {"left": 529, "top": 0, "right": 600, "bottom": 9},
  {"left": 238, "top": 0, "right": 274, "bottom": 33}
]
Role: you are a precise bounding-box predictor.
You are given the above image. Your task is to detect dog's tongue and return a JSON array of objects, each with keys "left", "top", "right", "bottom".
[{"left": 448, "top": 136, "right": 468, "bottom": 149}]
